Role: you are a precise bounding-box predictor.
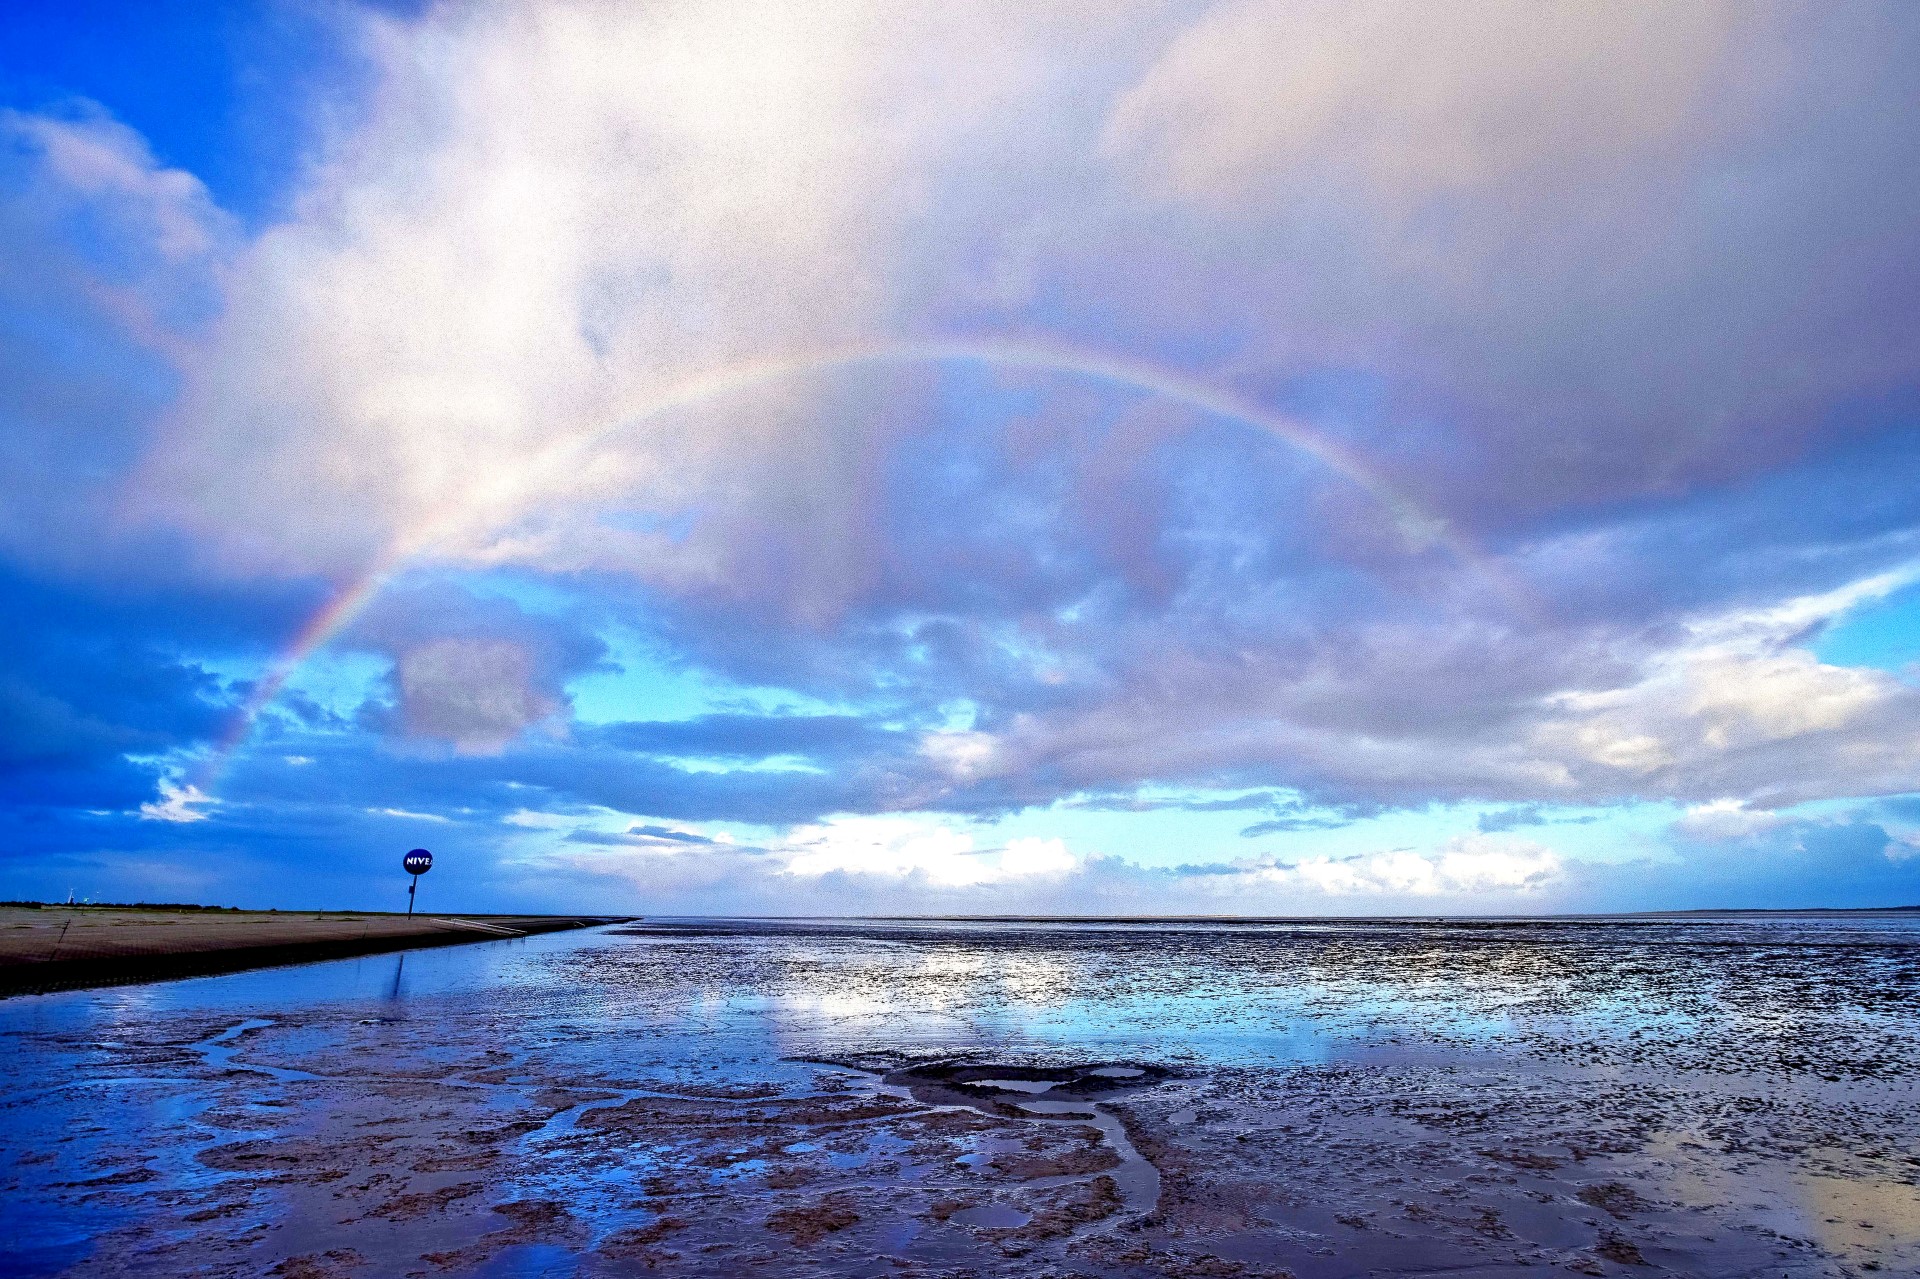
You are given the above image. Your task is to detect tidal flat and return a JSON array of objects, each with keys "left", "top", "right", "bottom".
[{"left": 1, "top": 915, "right": 1916, "bottom": 1277}]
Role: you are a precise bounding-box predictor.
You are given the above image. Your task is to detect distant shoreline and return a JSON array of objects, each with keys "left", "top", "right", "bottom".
[
  {"left": 0, "top": 907, "right": 632, "bottom": 999},
  {"left": 628, "top": 906, "right": 1920, "bottom": 924}
]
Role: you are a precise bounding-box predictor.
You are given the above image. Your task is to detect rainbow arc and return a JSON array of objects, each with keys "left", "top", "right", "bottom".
[{"left": 193, "top": 337, "right": 1534, "bottom": 794}]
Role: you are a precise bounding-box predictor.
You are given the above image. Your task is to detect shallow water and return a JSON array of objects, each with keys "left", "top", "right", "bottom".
[{"left": 2, "top": 914, "right": 1917, "bottom": 1276}]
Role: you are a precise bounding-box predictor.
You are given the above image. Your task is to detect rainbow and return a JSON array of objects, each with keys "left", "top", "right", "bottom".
[{"left": 193, "top": 336, "right": 1533, "bottom": 794}]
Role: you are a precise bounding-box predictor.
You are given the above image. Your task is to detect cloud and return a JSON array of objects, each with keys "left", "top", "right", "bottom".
[
  {"left": 341, "top": 576, "right": 610, "bottom": 751},
  {"left": 779, "top": 816, "right": 1076, "bottom": 888},
  {"left": 526, "top": 812, "right": 1920, "bottom": 917},
  {"left": 126, "top": 0, "right": 1121, "bottom": 586},
  {"left": 1476, "top": 805, "right": 1600, "bottom": 834},
  {"left": 562, "top": 823, "right": 720, "bottom": 849},
  {"left": 1272, "top": 835, "right": 1563, "bottom": 898},
  {"left": 1592, "top": 815, "right": 1920, "bottom": 912},
  {"left": 370, "top": 806, "right": 450, "bottom": 823},
  {"left": 138, "top": 778, "right": 215, "bottom": 823},
  {"left": 395, "top": 637, "right": 559, "bottom": 753},
  {"left": 593, "top": 713, "right": 901, "bottom": 763},
  {"left": 1240, "top": 811, "right": 1355, "bottom": 837},
  {"left": 536, "top": 818, "right": 1567, "bottom": 915},
  {"left": 211, "top": 709, "right": 933, "bottom": 829},
  {"left": 5, "top": 106, "right": 230, "bottom": 262},
  {"left": 0, "top": 569, "right": 235, "bottom": 819},
  {"left": 1672, "top": 799, "right": 1785, "bottom": 842},
  {"left": 1088, "top": 1, "right": 1920, "bottom": 526},
  {"left": 1102, "top": 0, "right": 1741, "bottom": 213},
  {"left": 888, "top": 563, "right": 1920, "bottom": 816},
  {"left": 0, "top": 104, "right": 231, "bottom": 578},
  {"left": 21, "top": 4, "right": 1920, "bottom": 591},
  {"left": 1526, "top": 573, "right": 1920, "bottom": 806},
  {"left": 1066, "top": 790, "right": 1280, "bottom": 813}
]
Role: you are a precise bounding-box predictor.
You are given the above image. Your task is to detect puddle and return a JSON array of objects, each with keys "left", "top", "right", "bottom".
[
  {"left": 194, "top": 1020, "right": 319, "bottom": 1083},
  {"left": 1017, "top": 1098, "right": 1161, "bottom": 1213},
  {"left": 964, "top": 1078, "right": 1059, "bottom": 1094},
  {"left": 951, "top": 1204, "right": 1031, "bottom": 1228}
]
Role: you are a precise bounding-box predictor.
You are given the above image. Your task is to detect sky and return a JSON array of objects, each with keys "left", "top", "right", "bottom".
[{"left": 3, "top": 0, "right": 1919, "bottom": 916}]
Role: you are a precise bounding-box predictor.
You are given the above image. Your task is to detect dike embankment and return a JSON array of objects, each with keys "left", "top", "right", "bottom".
[{"left": 0, "top": 905, "right": 632, "bottom": 997}]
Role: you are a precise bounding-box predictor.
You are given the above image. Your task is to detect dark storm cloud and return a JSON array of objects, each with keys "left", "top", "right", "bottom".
[
  {"left": 0, "top": 570, "right": 231, "bottom": 813},
  {"left": 214, "top": 729, "right": 924, "bottom": 829},
  {"left": 0, "top": 795, "right": 567, "bottom": 912},
  {"left": 1567, "top": 818, "right": 1920, "bottom": 913}
]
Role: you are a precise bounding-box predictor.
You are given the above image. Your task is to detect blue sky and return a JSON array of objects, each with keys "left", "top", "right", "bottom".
[{"left": 3, "top": 0, "right": 1919, "bottom": 915}]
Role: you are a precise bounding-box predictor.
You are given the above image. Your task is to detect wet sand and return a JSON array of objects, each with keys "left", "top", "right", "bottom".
[
  {"left": 1, "top": 915, "right": 1916, "bottom": 1276},
  {"left": 0, "top": 907, "right": 627, "bottom": 997}
]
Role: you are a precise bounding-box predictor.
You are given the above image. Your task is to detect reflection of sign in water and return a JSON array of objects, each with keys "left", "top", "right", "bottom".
[{"left": 403, "top": 848, "right": 433, "bottom": 916}]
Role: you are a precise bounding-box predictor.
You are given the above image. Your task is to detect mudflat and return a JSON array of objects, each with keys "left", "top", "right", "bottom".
[
  {"left": 0, "top": 906, "right": 626, "bottom": 996},
  {"left": 2, "top": 915, "right": 1917, "bottom": 1277}
]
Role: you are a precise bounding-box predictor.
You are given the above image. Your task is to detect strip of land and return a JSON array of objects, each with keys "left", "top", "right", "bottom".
[{"left": 0, "top": 906, "right": 631, "bottom": 997}]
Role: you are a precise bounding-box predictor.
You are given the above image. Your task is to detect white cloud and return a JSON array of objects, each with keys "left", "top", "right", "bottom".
[
  {"left": 92, "top": 1, "right": 1920, "bottom": 626},
  {"left": 1673, "top": 798, "right": 1786, "bottom": 842},
  {"left": 920, "top": 563, "right": 1920, "bottom": 816},
  {"left": 370, "top": 806, "right": 452, "bottom": 823},
  {"left": 128, "top": 0, "right": 1128, "bottom": 590},
  {"left": 107, "top": 0, "right": 1917, "bottom": 597},
  {"left": 532, "top": 813, "right": 1570, "bottom": 914},
  {"left": 503, "top": 808, "right": 570, "bottom": 828},
  {"left": 918, "top": 729, "right": 1006, "bottom": 783},
  {"left": 780, "top": 815, "right": 1077, "bottom": 888},
  {"left": 1528, "top": 570, "right": 1920, "bottom": 804},
  {"left": 138, "top": 778, "right": 215, "bottom": 824},
  {"left": 1257, "top": 833, "right": 1561, "bottom": 898},
  {"left": 1538, "top": 649, "right": 1896, "bottom": 775},
  {"left": 4, "top": 106, "right": 230, "bottom": 263}
]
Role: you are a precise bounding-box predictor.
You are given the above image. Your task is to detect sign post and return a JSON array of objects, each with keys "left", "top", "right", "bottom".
[{"left": 403, "top": 848, "right": 433, "bottom": 917}]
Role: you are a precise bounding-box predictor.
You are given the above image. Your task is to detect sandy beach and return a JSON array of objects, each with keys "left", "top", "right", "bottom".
[{"left": 0, "top": 906, "right": 628, "bottom": 997}]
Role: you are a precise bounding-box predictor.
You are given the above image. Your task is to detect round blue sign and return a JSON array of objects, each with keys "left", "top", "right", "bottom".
[{"left": 403, "top": 849, "right": 433, "bottom": 875}]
